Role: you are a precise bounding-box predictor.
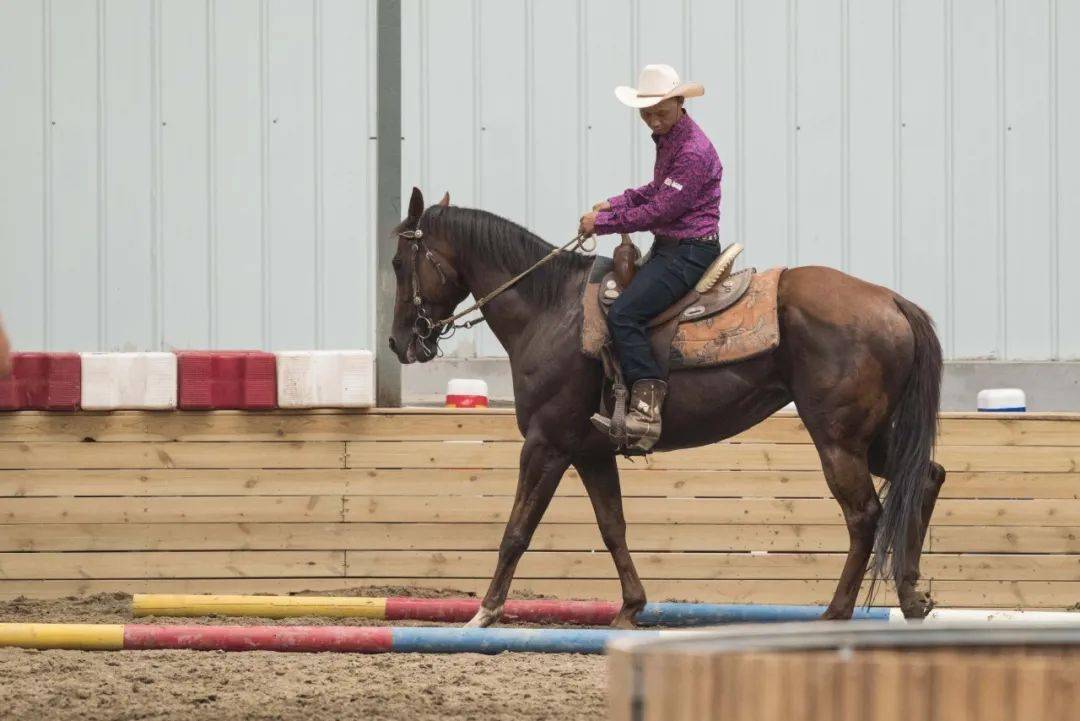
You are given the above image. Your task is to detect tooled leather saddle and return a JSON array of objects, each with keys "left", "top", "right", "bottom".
[{"left": 580, "top": 245, "right": 784, "bottom": 379}]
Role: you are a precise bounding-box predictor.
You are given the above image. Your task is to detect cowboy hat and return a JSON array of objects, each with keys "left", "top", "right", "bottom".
[{"left": 614, "top": 64, "right": 704, "bottom": 109}]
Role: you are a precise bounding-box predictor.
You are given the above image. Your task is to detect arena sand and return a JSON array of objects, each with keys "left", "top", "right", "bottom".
[{"left": 0, "top": 587, "right": 606, "bottom": 721}]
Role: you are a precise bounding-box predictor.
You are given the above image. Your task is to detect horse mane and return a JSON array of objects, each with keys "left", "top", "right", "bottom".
[{"left": 424, "top": 205, "right": 594, "bottom": 306}]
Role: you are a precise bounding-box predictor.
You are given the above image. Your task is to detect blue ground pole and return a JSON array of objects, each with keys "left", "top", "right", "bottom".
[
  {"left": 390, "top": 627, "right": 663, "bottom": 654},
  {"left": 634, "top": 603, "right": 890, "bottom": 627}
]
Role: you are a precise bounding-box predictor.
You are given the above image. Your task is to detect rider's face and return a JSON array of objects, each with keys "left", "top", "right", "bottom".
[{"left": 639, "top": 97, "right": 683, "bottom": 135}]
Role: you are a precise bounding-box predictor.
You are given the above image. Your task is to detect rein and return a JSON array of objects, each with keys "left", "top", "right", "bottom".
[{"left": 398, "top": 215, "right": 596, "bottom": 354}]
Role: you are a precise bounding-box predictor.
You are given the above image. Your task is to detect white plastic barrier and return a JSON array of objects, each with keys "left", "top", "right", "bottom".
[
  {"left": 275, "top": 350, "right": 375, "bottom": 408},
  {"left": 80, "top": 352, "right": 178, "bottom": 410}
]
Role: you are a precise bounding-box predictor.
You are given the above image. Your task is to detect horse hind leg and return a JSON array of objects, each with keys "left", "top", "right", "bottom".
[
  {"left": 892, "top": 458, "right": 947, "bottom": 619},
  {"left": 818, "top": 443, "right": 882, "bottom": 620}
]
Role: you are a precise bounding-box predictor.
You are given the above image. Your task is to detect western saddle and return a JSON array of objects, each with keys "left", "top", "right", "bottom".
[{"left": 589, "top": 236, "right": 748, "bottom": 453}]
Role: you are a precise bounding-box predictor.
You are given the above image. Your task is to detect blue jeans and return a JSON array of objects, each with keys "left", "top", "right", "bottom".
[{"left": 607, "top": 238, "right": 722, "bottom": 386}]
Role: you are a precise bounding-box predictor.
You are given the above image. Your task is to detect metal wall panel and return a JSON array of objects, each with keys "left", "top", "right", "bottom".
[
  {"left": 103, "top": 0, "right": 155, "bottom": 352},
  {"left": 212, "top": 0, "right": 264, "bottom": 350},
  {"left": 0, "top": 0, "right": 1076, "bottom": 361},
  {"left": 49, "top": 0, "right": 101, "bottom": 351},
  {"left": 0, "top": 0, "right": 377, "bottom": 353},
  {"left": 1060, "top": 0, "right": 1080, "bottom": 359},
  {"left": 0, "top": 0, "right": 47, "bottom": 350},
  {"left": 951, "top": 0, "right": 1001, "bottom": 359},
  {"left": 398, "top": 0, "right": 1078, "bottom": 361}
]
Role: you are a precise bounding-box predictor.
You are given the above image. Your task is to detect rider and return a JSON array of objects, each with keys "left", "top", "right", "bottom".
[{"left": 579, "top": 64, "right": 724, "bottom": 452}]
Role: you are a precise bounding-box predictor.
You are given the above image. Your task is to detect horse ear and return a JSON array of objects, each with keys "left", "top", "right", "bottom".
[
  {"left": 408, "top": 187, "right": 424, "bottom": 219},
  {"left": 438, "top": 191, "right": 450, "bottom": 207}
]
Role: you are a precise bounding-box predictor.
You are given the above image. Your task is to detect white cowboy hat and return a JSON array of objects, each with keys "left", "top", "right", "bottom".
[{"left": 614, "top": 64, "right": 704, "bottom": 109}]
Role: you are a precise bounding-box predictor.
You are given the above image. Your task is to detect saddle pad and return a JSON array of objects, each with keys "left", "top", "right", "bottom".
[
  {"left": 581, "top": 256, "right": 614, "bottom": 358},
  {"left": 668, "top": 267, "right": 784, "bottom": 369},
  {"left": 581, "top": 261, "right": 785, "bottom": 370}
]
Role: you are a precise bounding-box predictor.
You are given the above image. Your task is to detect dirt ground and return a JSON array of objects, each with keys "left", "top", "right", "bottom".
[{"left": 0, "top": 587, "right": 608, "bottom": 721}]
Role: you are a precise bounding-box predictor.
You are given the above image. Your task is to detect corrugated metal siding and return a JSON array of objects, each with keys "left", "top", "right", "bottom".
[
  {"left": 1, "top": 0, "right": 1077, "bottom": 359},
  {"left": 402, "top": 0, "right": 1079, "bottom": 361},
  {"left": 0, "top": 0, "right": 377, "bottom": 352}
]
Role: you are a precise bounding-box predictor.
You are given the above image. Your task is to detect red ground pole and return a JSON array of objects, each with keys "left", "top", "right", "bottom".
[
  {"left": 123, "top": 625, "right": 394, "bottom": 653},
  {"left": 384, "top": 598, "right": 621, "bottom": 625}
]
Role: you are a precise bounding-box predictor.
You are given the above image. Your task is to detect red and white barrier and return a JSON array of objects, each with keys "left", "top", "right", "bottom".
[
  {"left": 0, "top": 349, "right": 387, "bottom": 411},
  {"left": 275, "top": 350, "right": 375, "bottom": 408},
  {"left": 0, "top": 353, "right": 81, "bottom": 410},
  {"left": 80, "top": 352, "right": 177, "bottom": 410},
  {"left": 177, "top": 351, "right": 277, "bottom": 410}
]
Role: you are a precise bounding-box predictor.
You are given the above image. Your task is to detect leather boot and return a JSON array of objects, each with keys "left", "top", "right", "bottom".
[
  {"left": 590, "top": 379, "right": 667, "bottom": 452},
  {"left": 624, "top": 379, "right": 667, "bottom": 451}
]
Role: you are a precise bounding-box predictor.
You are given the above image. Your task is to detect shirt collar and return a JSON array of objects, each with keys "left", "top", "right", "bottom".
[{"left": 653, "top": 110, "right": 693, "bottom": 148}]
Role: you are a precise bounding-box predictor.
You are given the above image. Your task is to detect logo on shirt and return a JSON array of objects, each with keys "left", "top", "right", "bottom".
[{"left": 663, "top": 177, "right": 684, "bottom": 191}]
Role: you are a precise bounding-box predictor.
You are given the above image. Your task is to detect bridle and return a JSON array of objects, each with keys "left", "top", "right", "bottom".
[{"left": 397, "top": 210, "right": 596, "bottom": 357}]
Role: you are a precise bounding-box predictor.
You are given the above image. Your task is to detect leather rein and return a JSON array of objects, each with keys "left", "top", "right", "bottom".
[{"left": 398, "top": 212, "right": 596, "bottom": 357}]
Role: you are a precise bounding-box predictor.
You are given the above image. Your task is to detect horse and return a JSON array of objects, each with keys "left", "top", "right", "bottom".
[{"left": 387, "top": 188, "right": 946, "bottom": 628}]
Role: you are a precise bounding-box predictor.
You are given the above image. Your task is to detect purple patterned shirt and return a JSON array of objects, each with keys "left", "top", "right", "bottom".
[{"left": 594, "top": 111, "right": 722, "bottom": 239}]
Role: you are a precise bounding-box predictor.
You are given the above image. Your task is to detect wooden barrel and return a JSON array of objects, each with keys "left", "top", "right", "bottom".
[{"left": 608, "top": 622, "right": 1080, "bottom": 721}]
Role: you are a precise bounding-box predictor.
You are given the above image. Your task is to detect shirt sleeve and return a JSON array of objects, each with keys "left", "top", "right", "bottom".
[
  {"left": 594, "top": 150, "right": 708, "bottom": 235},
  {"left": 607, "top": 181, "right": 657, "bottom": 211}
]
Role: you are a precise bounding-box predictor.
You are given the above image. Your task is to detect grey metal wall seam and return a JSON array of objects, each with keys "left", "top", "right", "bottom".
[
  {"left": 150, "top": 0, "right": 164, "bottom": 350},
  {"left": 944, "top": 0, "right": 956, "bottom": 357},
  {"left": 892, "top": 0, "right": 902, "bottom": 293},
  {"left": 375, "top": 0, "right": 402, "bottom": 405},
  {"left": 787, "top": 0, "right": 798, "bottom": 266},
  {"left": 996, "top": 0, "right": 1007, "bottom": 358},
  {"left": 42, "top": 0, "right": 53, "bottom": 350},
  {"left": 97, "top": 0, "right": 107, "bottom": 349},
  {"left": 314, "top": 0, "right": 325, "bottom": 349},
  {"left": 259, "top": 0, "right": 271, "bottom": 350},
  {"left": 1049, "top": 0, "right": 1060, "bottom": 359},
  {"left": 840, "top": 0, "right": 851, "bottom": 274},
  {"left": 207, "top": 0, "right": 219, "bottom": 348}
]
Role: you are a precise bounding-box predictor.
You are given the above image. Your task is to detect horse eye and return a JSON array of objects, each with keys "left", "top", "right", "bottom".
[{"left": 392, "top": 256, "right": 402, "bottom": 270}]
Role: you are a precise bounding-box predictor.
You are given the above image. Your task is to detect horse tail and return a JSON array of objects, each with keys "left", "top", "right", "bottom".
[{"left": 869, "top": 295, "right": 943, "bottom": 593}]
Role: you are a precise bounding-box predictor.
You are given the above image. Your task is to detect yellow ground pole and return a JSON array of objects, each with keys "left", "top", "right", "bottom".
[
  {"left": 0, "top": 623, "right": 125, "bottom": 650},
  {"left": 131, "top": 594, "right": 388, "bottom": 619}
]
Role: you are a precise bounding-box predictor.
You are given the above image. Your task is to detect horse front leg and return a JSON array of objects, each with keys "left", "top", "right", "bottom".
[
  {"left": 574, "top": 453, "right": 646, "bottom": 628},
  {"left": 466, "top": 434, "right": 571, "bottom": 628}
]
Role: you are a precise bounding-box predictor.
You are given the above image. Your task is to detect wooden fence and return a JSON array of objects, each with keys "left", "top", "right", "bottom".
[{"left": 0, "top": 409, "right": 1078, "bottom": 608}]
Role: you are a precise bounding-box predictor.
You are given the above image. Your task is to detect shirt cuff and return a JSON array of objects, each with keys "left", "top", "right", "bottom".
[
  {"left": 607, "top": 194, "right": 629, "bottom": 211},
  {"left": 593, "top": 210, "right": 620, "bottom": 235}
]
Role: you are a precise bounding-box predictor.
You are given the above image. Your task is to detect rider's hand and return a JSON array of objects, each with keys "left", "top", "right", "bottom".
[
  {"left": 579, "top": 211, "right": 598, "bottom": 237},
  {"left": 592, "top": 200, "right": 611, "bottom": 212}
]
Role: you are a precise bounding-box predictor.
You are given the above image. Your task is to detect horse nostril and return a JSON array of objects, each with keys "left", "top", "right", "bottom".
[{"left": 388, "top": 337, "right": 397, "bottom": 352}]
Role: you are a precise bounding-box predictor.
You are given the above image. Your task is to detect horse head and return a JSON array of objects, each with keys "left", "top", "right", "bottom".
[{"left": 387, "top": 187, "right": 465, "bottom": 364}]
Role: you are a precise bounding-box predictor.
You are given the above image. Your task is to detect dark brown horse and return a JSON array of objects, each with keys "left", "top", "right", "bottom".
[{"left": 388, "top": 188, "right": 946, "bottom": 628}]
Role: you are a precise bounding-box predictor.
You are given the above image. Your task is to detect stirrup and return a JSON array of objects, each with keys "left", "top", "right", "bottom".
[{"left": 590, "top": 383, "right": 629, "bottom": 447}]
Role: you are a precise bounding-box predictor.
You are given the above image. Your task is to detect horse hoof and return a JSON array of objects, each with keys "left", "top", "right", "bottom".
[{"left": 465, "top": 605, "right": 502, "bottom": 628}]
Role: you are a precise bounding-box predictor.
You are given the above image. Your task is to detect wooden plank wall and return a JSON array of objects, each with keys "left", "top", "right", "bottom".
[{"left": 0, "top": 409, "right": 1078, "bottom": 608}]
